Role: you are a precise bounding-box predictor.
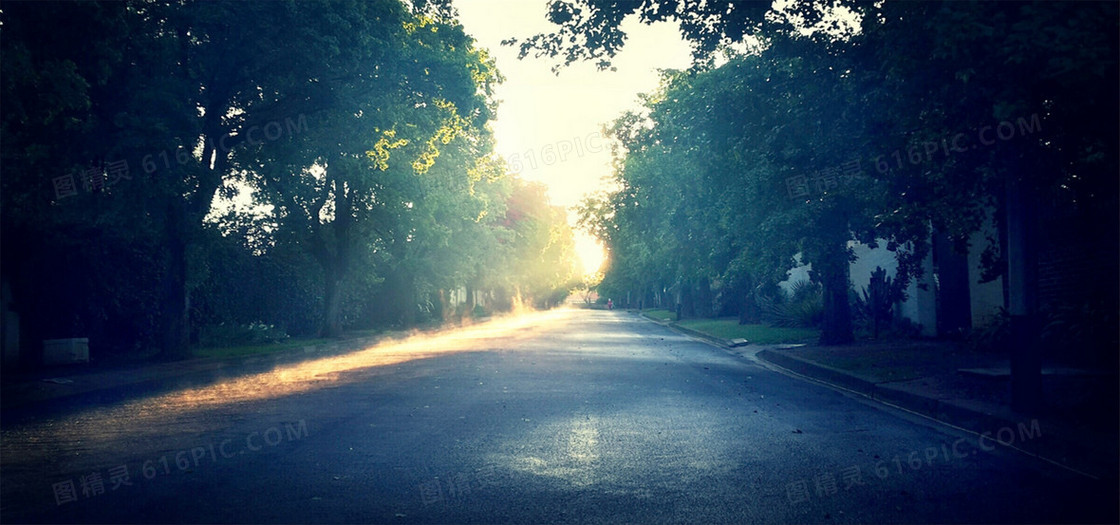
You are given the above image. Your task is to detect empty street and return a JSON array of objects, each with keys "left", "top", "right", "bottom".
[{"left": 2, "top": 309, "right": 1113, "bottom": 524}]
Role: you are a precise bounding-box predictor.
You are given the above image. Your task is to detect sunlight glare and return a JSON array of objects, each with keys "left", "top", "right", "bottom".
[
  {"left": 144, "top": 308, "right": 575, "bottom": 413},
  {"left": 575, "top": 232, "right": 605, "bottom": 276}
]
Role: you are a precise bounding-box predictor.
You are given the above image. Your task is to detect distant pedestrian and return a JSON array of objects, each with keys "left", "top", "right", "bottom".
[{"left": 606, "top": 299, "right": 613, "bottom": 310}]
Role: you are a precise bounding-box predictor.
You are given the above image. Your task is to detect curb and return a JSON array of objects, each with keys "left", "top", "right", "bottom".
[
  {"left": 631, "top": 313, "right": 1115, "bottom": 482},
  {"left": 755, "top": 349, "right": 1116, "bottom": 482},
  {"left": 756, "top": 349, "right": 1018, "bottom": 434},
  {"left": 754, "top": 348, "right": 1007, "bottom": 430},
  {"left": 668, "top": 324, "right": 731, "bottom": 348},
  {"left": 636, "top": 312, "right": 673, "bottom": 326},
  {"left": 756, "top": 349, "right": 877, "bottom": 393},
  {"left": 636, "top": 312, "right": 742, "bottom": 349},
  {"left": 638, "top": 315, "right": 1012, "bottom": 437}
]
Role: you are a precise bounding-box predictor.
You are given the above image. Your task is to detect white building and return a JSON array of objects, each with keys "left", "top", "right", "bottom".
[{"left": 779, "top": 212, "right": 1004, "bottom": 337}]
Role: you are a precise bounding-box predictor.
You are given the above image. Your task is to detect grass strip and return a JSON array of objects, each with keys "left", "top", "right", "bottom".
[{"left": 676, "top": 318, "right": 819, "bottom": 344}]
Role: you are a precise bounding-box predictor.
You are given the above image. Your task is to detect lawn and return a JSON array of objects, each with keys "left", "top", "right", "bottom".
[
  {"left": 676, "top": 318, "right": 819, "bottom": 344},
  {"left": 641, "top": 309, "right": 676, "bottom": 322}
]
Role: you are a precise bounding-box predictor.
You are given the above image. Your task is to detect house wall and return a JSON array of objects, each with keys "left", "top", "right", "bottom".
[
  {"left": 848, "top": 241, "right": 897, "bottom": 295},
  {"left": 780, "top": 243, "right": 938, "bottom": 337},
  {"left": 967, "top": 212, "right": 1005, "bottom": 329},
  {"left": 778, "top": 254, "right": 811, "bottom": 296},
  {"left": 848, "top": 240, "right": 937, "bottom": 337},
  {"left": 450, "top": 287, "right": 467, "bottom": 307},
  {"left": 776, "top": 214, "right": 1007, "bottom": 337},
  {"left": 904, "top": 248, "right": 938, "bottom": 337}
]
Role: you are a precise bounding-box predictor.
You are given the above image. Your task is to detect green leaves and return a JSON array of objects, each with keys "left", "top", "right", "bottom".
[
  {"left": 1, "top": 0, "right": 577, "bottom": 354},
  {"left": 566, "top": 0, "right": 1115, "bottom": 344}
]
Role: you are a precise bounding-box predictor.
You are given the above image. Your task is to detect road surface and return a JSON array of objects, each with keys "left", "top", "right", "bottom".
[{"left": 2, "top": 309, "right": 1114, "bottom": 523}]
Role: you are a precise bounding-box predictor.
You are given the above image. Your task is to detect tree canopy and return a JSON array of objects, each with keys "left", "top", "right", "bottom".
[
  {"left": 1, "top": 0, "right": 580, "bottom": 361},
  {"left": 567, "top": 1, "right": 1117, "bottom": 347}
]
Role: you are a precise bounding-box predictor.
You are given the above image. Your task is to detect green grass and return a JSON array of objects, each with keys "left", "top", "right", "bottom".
[
  {"left": 677, "top": 318, "right": 819, "bottom": 344},
  {"left": 194, "top": 338, "right": 333, "bottom": 359},
  {"left": 641, "top": 308, "right": 676, "bottom": 321}
]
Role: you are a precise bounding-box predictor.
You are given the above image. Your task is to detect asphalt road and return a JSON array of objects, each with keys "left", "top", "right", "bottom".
[{"left": 2, "top": 309, "right": 1115, "bottom": 524}]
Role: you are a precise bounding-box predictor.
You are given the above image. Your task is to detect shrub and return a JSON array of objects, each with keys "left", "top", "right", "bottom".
[
  {"left": 851, "top": 266, "right": 915, "bottom": 339},
  {"left": 1041, "top": 299, "right": 1119, "bottom": 366},
  {"left": 760, "top": 279, "right": 824, "bottom": 328},
  {"left": 966, "top": 307, "right": 1010, "bottom": 353}
]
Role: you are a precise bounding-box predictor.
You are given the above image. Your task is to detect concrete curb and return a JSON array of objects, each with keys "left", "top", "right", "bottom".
[
  {"left": 755, "top": 349, "right": 1116, "bottom": 481},
  {"left": 636, "top": 312, "right": 744, "bottom": 349},
  {"left": 756, "top": 349, "right": 1018, "bottom": 433},
  {"left": 640, "top": 315, "right": 1021, "bottom": 440},
  {"left": 757, "top": 349, "right": 1007, "bottom": 427},
  {"left": 756, "top": 349, "right": 877, "bottom": 393},
  {"left": 639, "top": 307, "right": 1118, "bottom": 482},
  {"left": 634, "top": 312, "right": 1114, "bottom": 480},
  {"left": 636, "top": 312, "right": 673, "bottom": 326},
  {"left": 667, "top": 324, "right": 732, "bottom": 348}
]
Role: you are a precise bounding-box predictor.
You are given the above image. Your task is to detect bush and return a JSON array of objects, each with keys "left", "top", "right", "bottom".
[
  {"left": 760, "top": 280, "right": 823, "bottom": 328},
  {"left": 1040, "top": 299, "right": 1118, "bottom": 366},
  {"left": 850, "top": 266, "right": 918, "bottom": 340},
  {"left": 966, "top": 307, "right": 1010, "bottom": 353},
  {"left": 970, "top": 300, "right": 1117, "bottom": 366}
]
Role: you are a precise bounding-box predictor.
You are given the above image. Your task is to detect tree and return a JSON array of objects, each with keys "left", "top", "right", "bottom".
[
  {"left": 546, "top": 1, "right": 1116, "bottom": 354},
  {"left": 238, "top": 5, "right": 501, "bottom": 335},
  {"left": 542, "top": 2, "right": 880, "bottom": 342},
  {"left": 503, "top": 180, "right": 581, "bottom": 308},
  {"left": 584, "top": 36, "right": 886, "bottom": 343},
  {"left": 1, "top": 0, "right": 564, "bottom": 364},
  {"left": 1, "top": 2, "right": 171, "bottom": 356},
  {"left": 856, "top": 1, "right": 1118, "bottom": 408}
]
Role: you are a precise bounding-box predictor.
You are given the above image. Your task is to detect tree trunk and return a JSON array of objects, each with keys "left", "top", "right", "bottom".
[
  {"left": 739, "top": 287, "right": 761, "bottom": 325},
  {"left": 818, "top": 249, "right": 854, "bottom": 345},
  {"left": 158, "top": 208, "right": 192, "bottom": 360},
  {"left": 156, "top": 102, "right": 234, "bottom": 361},
  {"left": 437, "top": 289, "right": 450, "bottom": 323},
  {"left": 695, "top": 277, "right": 713, "bottom": 318},
  {"left": 934, "top": 233, "right": 972, "bottom": 337},
  {"left": 316, "top": 173, "right": 352, "bottom": 338},
  {"left": 679, "top": 278, "right": 695, "bottom": 319},
  {"left": 400, "top": 272, "right": 418, "bottom": 327},
  {"left": 321, "top": 273, "right": 343, "bottom": 338}
]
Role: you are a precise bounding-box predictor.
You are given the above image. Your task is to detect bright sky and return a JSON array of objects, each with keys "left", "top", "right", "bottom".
[{"left": 452, "top": 1, "right": 694, "bottom": 276}]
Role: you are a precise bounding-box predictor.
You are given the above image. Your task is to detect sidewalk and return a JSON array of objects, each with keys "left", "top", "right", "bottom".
[{"left": 647, "top": 312, "right": 1119, "bottom": 482}]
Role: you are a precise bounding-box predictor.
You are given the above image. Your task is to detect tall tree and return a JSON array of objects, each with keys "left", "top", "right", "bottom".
[
  {"left": 548, "top": 1, "right": 1116, "bottom": 353},
  {"left": 247, "top": 8, "right": 500, "bottom": 336},
  {"left": 857, "top": 1, "right": 1119, "bottom": 407}
]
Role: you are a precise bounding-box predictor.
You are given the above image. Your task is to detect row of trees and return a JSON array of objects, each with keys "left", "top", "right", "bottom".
[
  {"left": 538, "top": 1, "right": 1117, "bottom": 349},
  {"left": 1, "top": 0, "right": 580, "bottom": 362}
]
